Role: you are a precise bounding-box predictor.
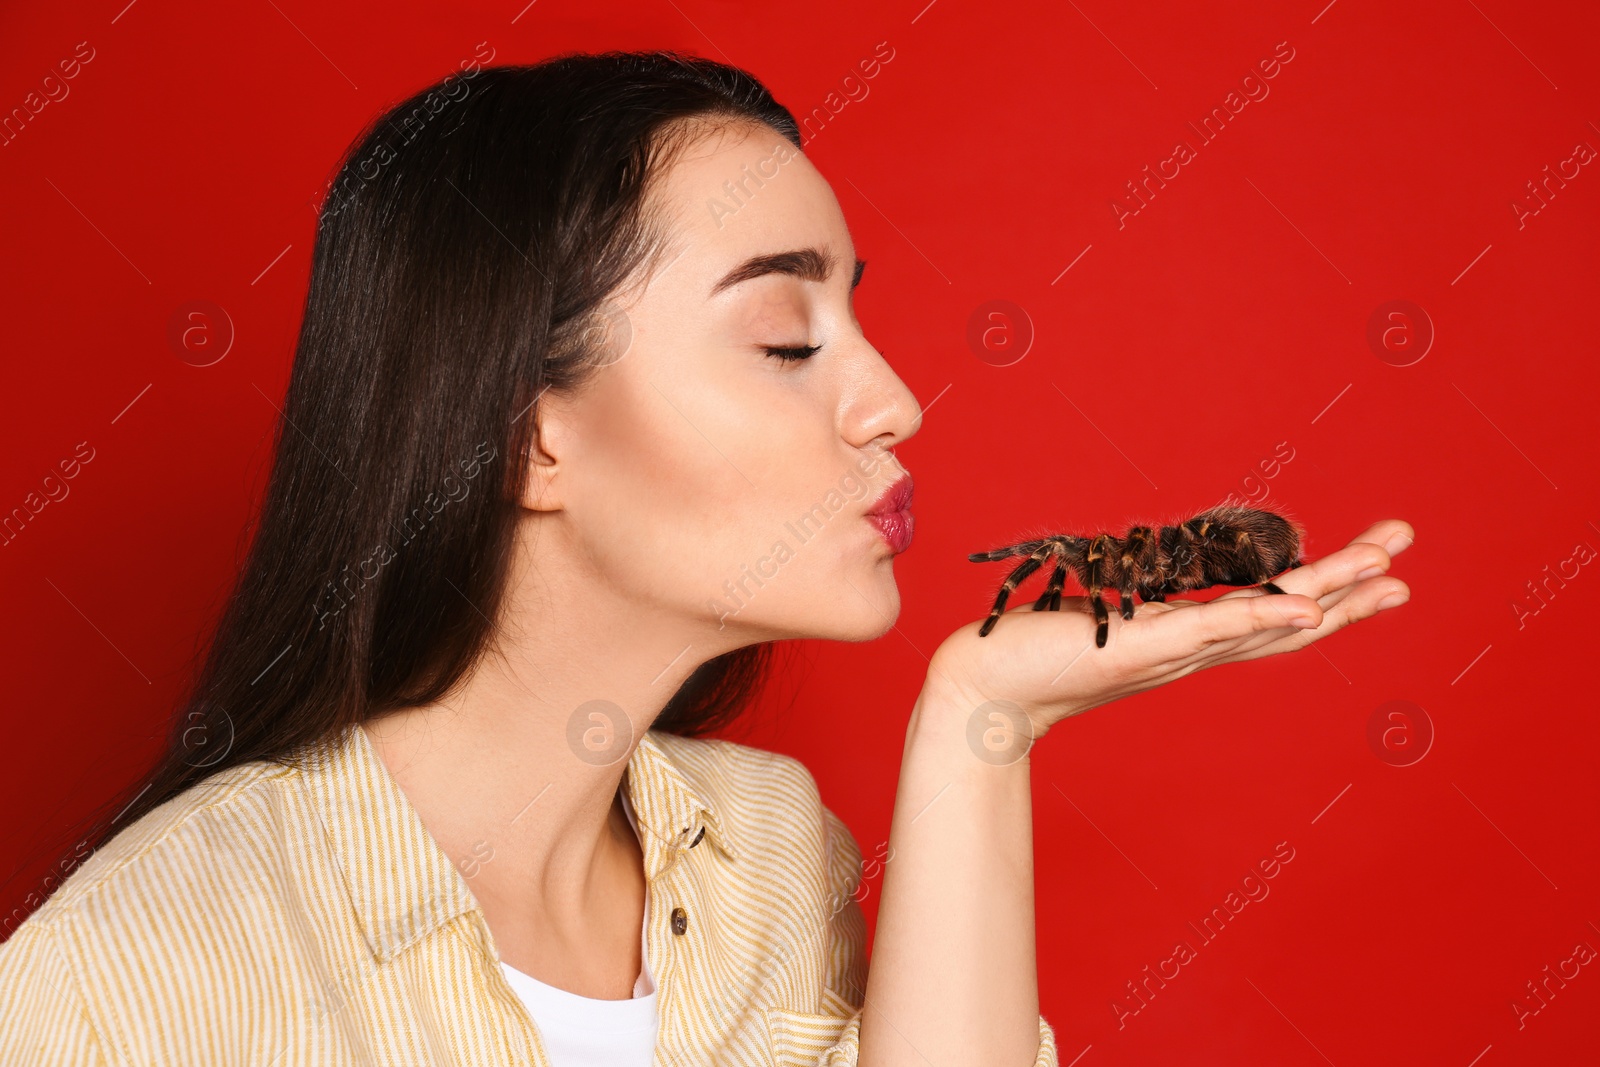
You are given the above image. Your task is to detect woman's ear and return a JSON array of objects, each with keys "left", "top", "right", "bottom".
[{"left": 520, "top": 401, "right": 567, "bottom": 513}]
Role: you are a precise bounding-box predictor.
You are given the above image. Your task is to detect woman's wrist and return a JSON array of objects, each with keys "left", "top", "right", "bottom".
[
  {"left": 860, "top": 665, "right": 1043, "bottom": 1067},
  {"left": 907, "top": 669, "right": 1050, "bottom": 774}
]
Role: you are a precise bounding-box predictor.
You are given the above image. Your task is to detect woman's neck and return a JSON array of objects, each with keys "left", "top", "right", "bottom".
[{"left": 356, "top": 527, "right": 743, "bottom": 983}]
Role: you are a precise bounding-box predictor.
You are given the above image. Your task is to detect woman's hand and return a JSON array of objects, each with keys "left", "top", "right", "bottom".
[{"left": 927, "top": 518, "right": 1414, "bottom": 743}]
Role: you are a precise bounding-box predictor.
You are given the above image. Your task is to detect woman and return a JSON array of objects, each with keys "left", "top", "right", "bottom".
[{"left": 0, "top": 50, "right": 1410, "bottom": 1066}]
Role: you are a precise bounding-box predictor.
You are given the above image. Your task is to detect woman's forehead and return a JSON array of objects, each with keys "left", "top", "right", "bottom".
[{"left": 633, "top": 125, "right": 854, "bottom": 308}]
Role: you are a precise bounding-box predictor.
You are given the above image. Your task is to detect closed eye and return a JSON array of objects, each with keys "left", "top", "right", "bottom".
[{"left": 764, "top": 344, "right": 821, "bottom": 362}]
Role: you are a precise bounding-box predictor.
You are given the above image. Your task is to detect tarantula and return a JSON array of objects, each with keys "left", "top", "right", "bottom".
[{"left": 968, "top": 506, "right": 1305, "bottom": 647}]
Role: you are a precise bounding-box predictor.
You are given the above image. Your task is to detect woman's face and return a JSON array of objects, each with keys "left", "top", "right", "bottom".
[{"left": 529, "top": 120, "right": 921, "bottom": 646}]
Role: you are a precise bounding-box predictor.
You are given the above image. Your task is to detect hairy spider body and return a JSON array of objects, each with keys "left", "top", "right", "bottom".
[{"left": 968, "top": 506, "right": 1306, "bottom": 647}]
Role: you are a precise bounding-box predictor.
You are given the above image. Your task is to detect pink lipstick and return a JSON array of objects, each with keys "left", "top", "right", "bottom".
[{"left": 866, "top": 474, "right": 914, "bottom": 554}]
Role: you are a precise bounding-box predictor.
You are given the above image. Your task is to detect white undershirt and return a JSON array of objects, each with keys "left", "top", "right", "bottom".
[{"left": 500, "top": 789, "right": 657, "bottom": 1067}]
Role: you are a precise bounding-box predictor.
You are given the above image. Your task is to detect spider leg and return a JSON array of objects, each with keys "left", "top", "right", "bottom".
[
  {"left": 1264, "top": 558, "right": 1304, "bottom": 590},
  {"left": 1255, "top": 539, "right": 1306, "bottom": 598},
  {"left": 1135, "top": 528, "right": 1163, "bottom": 606},
  {"left": 1034, "top": 537, "right": 1077, "bottom": 612},
  {"left": 1227, "top": 526, "right": 1290, "bottom": 599},
  {"left": 977, "top": 544, "right": 1052, "bottom": 636},
  {"left": 1263, "top": 557, "right": 1304, "bottom": 592},
  {"left": 1085, "top": 534, "right": 1111, "bottom": 648},
  {"left": 1033, "top": 553, "right": 1066, "bottom": 611},
  {"left": 968, "top": 539, "right": 1048, "bottom": 563},
  {"left": 1117, "top": 527, "right": 1158, "bottom": 621}
]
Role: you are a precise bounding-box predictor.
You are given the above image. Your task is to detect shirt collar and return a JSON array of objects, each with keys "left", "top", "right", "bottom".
[
  {"left": 624, "top": 729, "right": 741, "bottom": 875},
  {"left": 300, "top": 723, "right": 739, "bottom": 963}
]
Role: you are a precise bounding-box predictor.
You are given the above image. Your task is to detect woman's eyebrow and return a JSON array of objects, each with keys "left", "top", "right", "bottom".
[{"left": 709, "top": 247, "right": 866, "bottom": 296}]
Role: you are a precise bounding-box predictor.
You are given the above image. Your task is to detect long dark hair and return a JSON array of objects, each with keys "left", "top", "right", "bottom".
[{"left": 100, "top": 51, "right": 803, "bottom": 850}]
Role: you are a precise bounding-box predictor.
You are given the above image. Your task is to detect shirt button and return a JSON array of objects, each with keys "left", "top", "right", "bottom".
[
  {"left": 670, "top": 907, "right": 688, "bottom": 936},
  {"left": 688, "top": 826, "right": 705, "bottom": 848}
]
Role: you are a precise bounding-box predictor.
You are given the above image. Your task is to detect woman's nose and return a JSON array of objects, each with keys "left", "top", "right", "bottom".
[{"left": 849, "top": 348, "right": 922, "bottom": 450}]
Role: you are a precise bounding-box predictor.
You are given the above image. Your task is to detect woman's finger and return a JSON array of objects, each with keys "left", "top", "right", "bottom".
[
  {"left": 1346, "top": 519, "right": 1415, "bottom": 558},
  {"left": 1222, "top": 540, "right": 1392, "bottom": 602},
  {"left": 1215, "top": 575, "right": 1410, "bottom": 665},
  {"left": 1163, "top": 589, "right": 1323, "bottom": 650}
]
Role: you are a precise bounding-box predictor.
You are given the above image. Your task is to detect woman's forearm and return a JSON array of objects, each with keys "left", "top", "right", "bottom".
[{"left": 857, "top": 674, "right": 1042, "bottom": 1067}]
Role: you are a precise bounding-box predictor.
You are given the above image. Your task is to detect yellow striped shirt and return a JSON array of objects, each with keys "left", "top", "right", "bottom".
[{"left": 0, "top": 723, "right": 1059, "bottom": 1065}]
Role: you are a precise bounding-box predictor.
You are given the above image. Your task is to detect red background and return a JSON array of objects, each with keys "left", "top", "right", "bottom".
[{"left": 2, "top": 1, "right": 1597, "bottom": 1063}]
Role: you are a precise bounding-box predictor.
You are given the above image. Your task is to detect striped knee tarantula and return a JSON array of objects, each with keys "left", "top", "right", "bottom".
[{"left": 968, "top": 506, "right": 1305, "bottom": 647}]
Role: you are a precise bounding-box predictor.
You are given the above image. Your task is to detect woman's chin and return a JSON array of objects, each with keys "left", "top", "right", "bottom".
[{"left": 830, "top": 574, "right": 902, "bottom": 641}]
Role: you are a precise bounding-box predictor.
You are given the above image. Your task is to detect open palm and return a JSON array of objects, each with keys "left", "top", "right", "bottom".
[{"left": 928, "top": 518, "right": 1414, "bottom": 743}]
